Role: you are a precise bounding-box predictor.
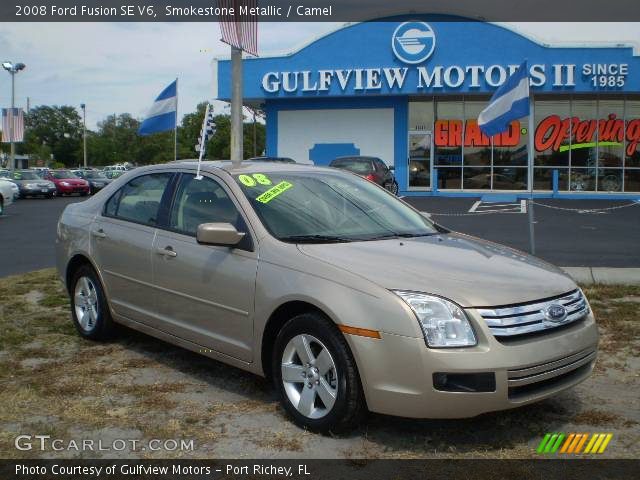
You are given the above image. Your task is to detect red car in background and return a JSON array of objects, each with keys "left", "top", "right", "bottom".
[{"left": 43, "top": 170, "right": 90, "bottom": 196}]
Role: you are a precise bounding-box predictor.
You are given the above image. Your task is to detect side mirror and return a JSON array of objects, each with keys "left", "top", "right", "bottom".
[
  {"left": 196, "top": 223, "right": 245, "bottom": 247},
  {"left": 388, "top": 165, "right": 395, "bottom": 171}
]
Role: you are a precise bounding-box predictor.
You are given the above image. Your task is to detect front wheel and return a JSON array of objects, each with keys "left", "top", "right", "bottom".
[
  {"left": 70, "top": 265, "right": 115, "bottom": 340},
  {"left": 273, "top": 312, "right": 366, "bottom": 433}
]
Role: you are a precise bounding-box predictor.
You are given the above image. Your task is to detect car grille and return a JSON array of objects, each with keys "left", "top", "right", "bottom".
[
  {"left": 476, "top": 289, "right": 589, "bottom": 338},
  {"left": 507, "top": 347, "right": 597, "bottom": 400}
]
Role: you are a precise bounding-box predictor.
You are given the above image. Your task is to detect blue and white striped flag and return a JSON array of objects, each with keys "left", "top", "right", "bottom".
[
  {"left": 138, "top": 80, "right": 177, "bottom": 136},
  {"left": 478, "top": 62, "right": 530, "bottom": 137}
]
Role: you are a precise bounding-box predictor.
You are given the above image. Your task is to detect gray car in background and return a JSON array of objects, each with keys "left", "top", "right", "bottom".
[
  {"left": 56, "top": 161, "right": 598, "bottom": 432},
  {"left": 10, "top": 169, "right": 57, "bottom": 198}
]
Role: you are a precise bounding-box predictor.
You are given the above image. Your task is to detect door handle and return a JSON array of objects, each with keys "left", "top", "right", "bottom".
[
  {"left": 156, "top": 246, "right": 177, "bottom": 258},
  {"left": 91, "top": 229, "right": 107, "bottom": 239}
]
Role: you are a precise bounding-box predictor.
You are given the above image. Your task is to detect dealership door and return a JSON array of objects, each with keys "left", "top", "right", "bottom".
[{"left": 408, "top": 131, "right": 432, "bottom": 190}]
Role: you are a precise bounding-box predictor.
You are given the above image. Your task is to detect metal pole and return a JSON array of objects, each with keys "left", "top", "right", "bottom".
[
  {"left": 253, "top": 109, "right": 257, "bottom": 157},
  {"left": 230, "top": 46, "right": 243, "bottom": 167},
  {"left": 9, "top": 71, "right": 15, "bottom": 172},
  {"left": 82, "top": 104, "right": 87, "bottom": 168},
  {"left": 174, "top": 77, "right": 178, "bottom": 161},
  {"left": 527, "top": 93, "right": 536, "bottom": 255}
]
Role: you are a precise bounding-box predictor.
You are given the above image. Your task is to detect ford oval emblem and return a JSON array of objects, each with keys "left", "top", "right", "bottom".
[{"left": 545, "top": 304, "right": 568, "bottom": 323}]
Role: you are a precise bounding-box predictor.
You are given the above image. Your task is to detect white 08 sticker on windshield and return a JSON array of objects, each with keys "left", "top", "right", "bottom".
[{"left": 239, "top": 173, "right": 272, "bottom": 187}]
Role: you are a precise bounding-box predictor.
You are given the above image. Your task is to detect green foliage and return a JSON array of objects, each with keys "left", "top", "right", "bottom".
[
  {"left": 19, "top": 105, "right": 83, "bottom": 166},
  {"left": 20, "top": 102, "right": 266, "bottom": 167}
]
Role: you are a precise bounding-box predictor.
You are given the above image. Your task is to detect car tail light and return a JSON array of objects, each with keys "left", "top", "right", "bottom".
[{"left": 364, "top": 173, "right": 376, "bottom": 182}]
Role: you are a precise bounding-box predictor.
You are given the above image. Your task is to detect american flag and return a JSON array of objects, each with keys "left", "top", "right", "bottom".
[
  {"left": 219, "top": 0, "right": 258, "bottom": 57},
  {"left": 195, "top": 104, "right": 216, "bottom": 154},
  {"left": 2, "top": 108, "right": 25, "bottom": 143}
]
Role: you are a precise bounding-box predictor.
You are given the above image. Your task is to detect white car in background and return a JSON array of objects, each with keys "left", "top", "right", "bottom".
[{"left": 0, "top": 177, "right": 16, "bottom": 215}]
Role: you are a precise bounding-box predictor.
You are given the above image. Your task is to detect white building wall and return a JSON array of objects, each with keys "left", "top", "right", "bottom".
[{"left": 277, "top": 108, "right": 395, "bottom": 166}]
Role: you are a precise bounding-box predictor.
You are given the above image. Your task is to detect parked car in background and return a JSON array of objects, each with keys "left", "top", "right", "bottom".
[
  {"left": 73, "top": 170, "right": 112, "bottom": 194},
  {"left": 0, "top": 177, "right": 20, "bottom": 201},
  {"left": 247, "top": 156, "right": 296, "bottom": 164},
  {"left": 103, "top": 170, "right": 125, "bottom": 180},
  {"left": 0, "top": 177, "right": 15, "bottom": 215},
  {"left": 0, "top": 169, "right": 10, "bottom": 178},
  {"left": 10, "top": 170, "right": 57, "bottom": 198},
  {"left": 43, "top": 170, "right": 90, "bottom": 196},
  {"left": 56, "top": 161, "right": 597, "bottom": 433},
  {"left": 329, "top": 156, "right": 398, "bottom": 195}
]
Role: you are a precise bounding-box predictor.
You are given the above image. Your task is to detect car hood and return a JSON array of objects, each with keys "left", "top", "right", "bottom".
[{"left": 297, "top": 233, "right": 577, "bottom": 307}]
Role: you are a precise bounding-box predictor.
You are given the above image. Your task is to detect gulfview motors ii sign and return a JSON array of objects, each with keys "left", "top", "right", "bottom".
[{"left": 261, "top": 21, "right": 630, "bottom": 93}]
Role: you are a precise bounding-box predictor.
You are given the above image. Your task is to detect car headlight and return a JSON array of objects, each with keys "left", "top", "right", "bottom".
[
  {"left": 24, "top": 183, "right": 38, "bottom": 188},
  {"left": 393, "top": 291, "right": 477, "bottom": 348},
  {"left": 60, "top": 181, "right": 70, "bottom": 186}
]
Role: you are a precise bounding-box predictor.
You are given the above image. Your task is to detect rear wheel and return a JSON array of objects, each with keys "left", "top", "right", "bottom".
[
  {"left": 70, "top": 265, "right": 115, "bottom": 340},
  {"left": 273, "top": 312, "right": 366, "bottom": 433},
  {"left": 389, "top": 180, "right": 399, "bottom": 195}
]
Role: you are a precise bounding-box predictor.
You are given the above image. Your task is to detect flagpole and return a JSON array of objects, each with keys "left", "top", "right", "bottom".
[
  {"left": 195, "top": 103, "right": 211, "bottom": 180},
  {"left": 527, "top": 80, "right": 536, "bottom": 255},
  {"left": 174, "top": 77, "right": 178, "bottom": 162}
]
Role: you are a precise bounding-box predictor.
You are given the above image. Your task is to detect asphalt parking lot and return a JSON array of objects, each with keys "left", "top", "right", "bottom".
[{"left": 0, "top": 195, "right": 638, "bottom": 277}]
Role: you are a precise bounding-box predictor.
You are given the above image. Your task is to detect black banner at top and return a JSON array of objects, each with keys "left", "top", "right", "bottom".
[{"left": 2, "top": 0, "right": 640, "bottom": 22}]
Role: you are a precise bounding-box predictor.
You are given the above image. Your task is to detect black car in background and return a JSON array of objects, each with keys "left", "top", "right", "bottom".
[
  {"left": 329, "top": 156, "right": 398, "bottom": 195},
  {"left": 72, "top": 169, "right": 112, "bottom": 194}
]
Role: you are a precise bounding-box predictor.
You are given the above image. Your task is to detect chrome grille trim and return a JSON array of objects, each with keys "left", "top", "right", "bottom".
[
  {"left": 477, "top": 290, "right": 589, "bottom": 337},
  {"left": 507, "top": 348, "right": 597, "bottom": 388}
]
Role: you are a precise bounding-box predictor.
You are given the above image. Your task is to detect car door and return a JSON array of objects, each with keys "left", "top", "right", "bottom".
[
  {"left": 91, "top": 171, "right": 174, "bottom": 325},
  {"left": 150, "top": 172, "right": 258, "bottom": 362}
]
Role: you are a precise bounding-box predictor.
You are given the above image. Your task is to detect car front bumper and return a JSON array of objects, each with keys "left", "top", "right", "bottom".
[
  {"left": 57, "top": 185, "right": 89, "bottom": 194},
  {"left": 348, "top": 311, "right": 598, "bottom": 418},
  {"left": 20, "top": 186, "right": 56, "bottom": 196}
]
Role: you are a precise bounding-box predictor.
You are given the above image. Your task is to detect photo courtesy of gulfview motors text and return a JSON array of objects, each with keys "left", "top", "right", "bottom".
[{"left": 0, "top": 1, "right": 638, "bottom": 479}]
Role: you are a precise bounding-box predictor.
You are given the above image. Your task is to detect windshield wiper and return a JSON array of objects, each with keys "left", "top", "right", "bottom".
[
  {"left": 367, "top": 232, "right": 438, "bottom": 240},
  {"left": 279, "top": 234, "right": 354, "bottom": 244}
]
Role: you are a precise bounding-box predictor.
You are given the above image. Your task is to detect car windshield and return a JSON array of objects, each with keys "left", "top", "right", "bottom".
[
  {"left": 13, "top": 171, "right": 41, "bottom": 180},
  {"left": 330, "top": 158, "right": 374, "bottom": 174},
  {"left": 234, "top": 171, "right": 442, "bottom": 243},
  {"left": 52, "top": 170, "right": 78, "bottom": 179}
]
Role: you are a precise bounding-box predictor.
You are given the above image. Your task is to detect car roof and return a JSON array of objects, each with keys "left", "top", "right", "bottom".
[
  {"left": 167, "top": 160, "right": 330, "bottom": 175},
  {"left": 332, "top": 156, "right": 377, "bottom": 161}
]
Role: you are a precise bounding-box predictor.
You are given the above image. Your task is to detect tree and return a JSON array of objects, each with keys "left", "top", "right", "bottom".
[{"left": 19, "top": 105, "right": 83, "bottom": 166}]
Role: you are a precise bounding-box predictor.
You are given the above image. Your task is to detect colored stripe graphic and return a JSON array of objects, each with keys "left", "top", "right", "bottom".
[{"left": 538, "top": 433, "right": 613, "bottom": 455}]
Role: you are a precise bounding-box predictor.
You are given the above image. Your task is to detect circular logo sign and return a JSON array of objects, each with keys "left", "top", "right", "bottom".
[
  {"left": 392, "top": 21, "right": 436, "bottom": 64},
  {"left": 545, "top": 304, "right": 568, "bottom": 323}
]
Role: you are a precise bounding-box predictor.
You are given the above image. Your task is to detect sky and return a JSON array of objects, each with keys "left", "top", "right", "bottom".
[{"left": 0, "top": 22, "right": 638, "bottom": 130}]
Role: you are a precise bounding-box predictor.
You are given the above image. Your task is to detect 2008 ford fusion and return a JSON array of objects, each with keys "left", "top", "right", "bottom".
[{"left": 56, "top": 161, "right": 597, "bottom": 432}]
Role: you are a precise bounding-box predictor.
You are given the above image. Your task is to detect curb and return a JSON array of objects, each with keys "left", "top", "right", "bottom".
[{"left": 561, "top": 267, "right": 640, "bottom": 285}]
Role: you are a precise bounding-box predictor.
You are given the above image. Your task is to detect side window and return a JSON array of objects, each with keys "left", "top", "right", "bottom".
[
  {"left": 169, "top": 174, "right": 241, "bottom": 236},
  {"left": 104, "top": 173, "right": 171, "bottom": 226},
  {"left": 374, "top": 159, "right": 388, "bottom": 172}
]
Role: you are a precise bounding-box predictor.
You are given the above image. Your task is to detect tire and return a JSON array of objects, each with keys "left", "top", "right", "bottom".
[
  {"left": 389, "top": 180, "right": 399, "bottom": 195},
  {"left": 70, "top": 265, "right": 115, "bottom": 340},
  {"left": 273, "top": 312, "right": 366, "bottom": 433},
  {"left": 0, "top": 197, "right": 3, "bottom": 216}
]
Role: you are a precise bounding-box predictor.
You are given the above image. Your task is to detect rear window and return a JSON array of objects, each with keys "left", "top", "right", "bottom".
[{"left": 330, "top": 158, "right": 374, "bottom": 174}]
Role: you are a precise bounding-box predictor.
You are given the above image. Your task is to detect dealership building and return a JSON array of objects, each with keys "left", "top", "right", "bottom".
[{"left": 214, "top": 16, "right": 640, "bottom": 198}]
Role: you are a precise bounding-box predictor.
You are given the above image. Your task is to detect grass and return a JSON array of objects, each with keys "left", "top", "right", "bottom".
[{"left": 0, "top": 270, "right": 638, "bottom": 458}]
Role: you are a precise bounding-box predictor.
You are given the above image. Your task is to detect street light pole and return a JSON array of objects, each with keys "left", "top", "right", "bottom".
[
  {"left": 10, "top": 69, "right": 15, "bottom": 171},
  {"left": 81, "top": 103, "right": 87, "bottom": 168},
  {"left": 2, "top": 61, "right": 26, "bottom": 172}
]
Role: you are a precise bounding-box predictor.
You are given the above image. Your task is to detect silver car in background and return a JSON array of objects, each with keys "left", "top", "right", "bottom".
[{"left": 56, "top": 161, "right": 598, "bottom": 432}]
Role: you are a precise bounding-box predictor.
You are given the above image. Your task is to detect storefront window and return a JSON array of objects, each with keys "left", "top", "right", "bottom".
[
  {"left": 409, "top": 101, "right": 434, "bottom": 131},
  {"left": 626, "top": 100, "right": 640, "bottom": 169},
  {"left": 534, "top": 168, "right": 568, "bottom": 191},
  {"left": 434, "top": 101, "right": 463, "bottom": 167},
  {"left": 534, "top": 99, "right": 570, "bottom": 168}
]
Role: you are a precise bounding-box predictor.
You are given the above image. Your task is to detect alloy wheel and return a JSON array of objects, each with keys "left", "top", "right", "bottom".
[
  {"left": 281, "top": 334, "right": 338, "bottom": 419},
  {"left": 74, "top": 276, "right": 99, "bottom": 332}
]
